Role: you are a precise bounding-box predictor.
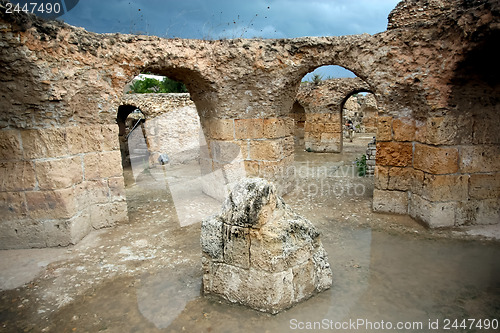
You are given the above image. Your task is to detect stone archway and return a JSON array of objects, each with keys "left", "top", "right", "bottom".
[
  {"left": 296, "top": 78, "right": 373, "bottom": 152},
  {"left": 1, "top": 0, "right": 499, "bottom": 248}
]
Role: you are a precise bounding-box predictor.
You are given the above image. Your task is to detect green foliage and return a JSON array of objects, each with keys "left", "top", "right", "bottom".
[
  {"left": 128, "top": 77, "right": 188, "bottom": 94},
  {"left": 311, "top": 73, "right": 323, "bottom": 85},
  {"left": 355, "top": 154, "right": 367, "bottom": 177}
]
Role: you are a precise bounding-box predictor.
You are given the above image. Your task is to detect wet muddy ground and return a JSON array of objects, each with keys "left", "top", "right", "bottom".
[{"left": 1, "top": 134, "right": 499, "bottom": 332}]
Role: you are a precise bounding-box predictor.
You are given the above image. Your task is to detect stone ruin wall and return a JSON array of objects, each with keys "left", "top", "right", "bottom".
[
  {"left": 296, "top": 78, "right": 371, "bottom": 152},
  {"left": 343, "top": 94, "right": 378, "bottom": 133},
  {"left": 0, "top": 0, "right": 499, "bottom": 248},
  {"left": 120, "top": 93, "right": 202, "bottom": 166}
]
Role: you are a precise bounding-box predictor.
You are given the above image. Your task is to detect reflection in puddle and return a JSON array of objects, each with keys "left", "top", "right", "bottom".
[
  {"left": 137, "top": 266, "right": 202, "bottom": 329},
  {"left": 95, "top": 228, "right": 498, "bottom": 332}
]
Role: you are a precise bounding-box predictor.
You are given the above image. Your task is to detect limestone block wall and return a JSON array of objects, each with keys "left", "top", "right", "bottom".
[
  {"left": 297, "top": 78, "right": 372, "bottom": 152},
  {"left": 373, "top": 113, "right": 500, "bottom": 227},
  {"left": 0, "top": 125, "right": 127, "bottom": 249},
  {"left": 199, "top": 117, "right": 295, "bottom": 201},
  {"left": 120, "top": 93, "right": 201, "bottom": 165}
]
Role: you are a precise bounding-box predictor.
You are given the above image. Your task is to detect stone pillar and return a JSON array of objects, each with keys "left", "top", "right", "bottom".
[
  {"left": 0, "top": 125, "right": 128, "bottom": 249},
  {"left": 199, "top": 117, "right": 295, "bottom": 201}
]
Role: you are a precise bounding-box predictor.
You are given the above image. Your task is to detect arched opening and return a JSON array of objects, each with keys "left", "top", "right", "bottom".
[
  {"left": 296, "top": 65, "right": 373, "bottom": 153},
  {"left": 117, "top": 71, "right": 221, "bottom": 228},
  {"left": 285, "top": 64, "right": 376, "bottom": 210},
  {"left": 116, "top": 105, "right": 147, "bottom": 185},
  {"left": 340, "top": 90, "right": 378, "bottom": 147}
]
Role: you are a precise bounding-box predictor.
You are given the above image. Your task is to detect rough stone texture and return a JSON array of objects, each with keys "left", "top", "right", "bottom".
[
  {"left": 343, "top": 94, "right": 379, "bottom": 133},
  {"left": 372, "top": 189, "right": 408, "bottom": 215},
  {"left": 1, "top": 0, "right": 499, "bottom": 248},
  {"left": 0, "top": 125, "right": 128, "bottom": 249},
  {"left": 296, "top": 78, "right": 371, "bottom": 152},
  {"left": 201, "top": 178, "right": 332, "bottom": 314},
  {"left": 120, "top": 93, "right": 202, "bottom": 165}
]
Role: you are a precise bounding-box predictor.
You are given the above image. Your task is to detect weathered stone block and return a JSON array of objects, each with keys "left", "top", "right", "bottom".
[
  {"left": 313, "top": 123, "right": 325, "bottom": 133},
  {"left": 201, "top": 216, "right": 224, "bottom": 261},
  {"left": 83, "top": 151, "right": 123, "bottom": 180},
  {"left": 374, "top": 165, "right": 389, "bottom": 190},
  {"left": 284, "top": 117, "right": 295, "bottom": 136},
  {"left": 460, "top": 145, "right": 500, "bottom": 173},
  {"left": 101, "top": 125, "right": 120, "bottom": 151},
  {"left": 0, "top": 191, "right": 27, "bottom": 219},
  {"left": 259, "top": 160, "right": 285, "bottom": 179},
  {"left": 235, "top": 118, "right": 264, "bottom": 139},
  {"left": 283, "top": 136, "right": 295, "bottom": 156},
  {"left": 67, "top": 126, "right": 104, "bottom": 155},
  {"left": 292, "top": 260, "right": 316, "bottom": 302},
  {"left": 204, "top": 262, "right": 295, "bottom": 314},
  {"left": 263, "top": 118, "right": 286, "bottom": 138},
  {"left": 0, "top": 219, "right": 45, "bottom": 249},
  {"left": 0, "top": 129, "right": 23, "bottom": 161},
  {"left": 413, "top": 143, "right": 458, "bottom": 174},
  {"left": 409, "top": 194, "right": 456, "bottom": 228},
  {"left": 372, "top": 189, "right": 408, "bottom": 214},
  {"left": 473, "top": 113, "right": 500, "bottom": 144},
  {"left": 417, "top": 116, "right": 473, "bottom": 145},
  {"left": 209, "top": 119, "right": 235, "bottom": 140},
  {"left": 324, "top": 122, "right": 340, "bottom": 133},
  {"left": 74, "top": 179, "right": 109, "bottom": 208},
  {"left": 35, "top": 156, "right": 82, "bottom": 190},
  {"left": 469, "top": 173, "right": 500, "bottom": 200},
  {"left": 388, "top": 167, "right": 424, "bottom": 192},
  {"left": 0, "top": 161, "right": 37, "bottom": 191},
  {"left": 244, "top": 160, "right": 260, "bottom": 177},
  {"left": 456, "top": 199, "right": 500, "bottom": 226},
  {"left": 68, "top": 208, "right": 92, "bottom": 245},
  {"left": 392, "top": 118, "right": 416, "bottom": 142},
  {"left": 210, "top": 140, "right": 243, "bottom": 163},
  {"left": 421, "top": 174, "right": 468, "bottom": 202},
  {"left": 21, "top": 128, "right": 68, "bottom": 159},
  {"left": 249, "top": 139, "right": 284, "bottom": 161},
  {"left": 202, "top": 178, "right": 332, "bottom": 314},
  {"left": 376, "top": 116, "right": 392, "bottom": 141},
  {"left": 212, "top": 160, "right": 246, "bottom": 184},
  {"left": 108, "top": 176, "right": 126, "bottom": 201},
  {"left": 320, "top": 132, "right": 340, "bottom": 143},
  {"left": 25, "top": 188, "right": 76, "bottom": 219},
  {"left": 376, "top": 142, "right": 412, "bottom": 167}
]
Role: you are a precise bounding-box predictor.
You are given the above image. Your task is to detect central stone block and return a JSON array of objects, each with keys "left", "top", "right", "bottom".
[{"left": 201, "top": 178, "right": 333, "bottom": 314}]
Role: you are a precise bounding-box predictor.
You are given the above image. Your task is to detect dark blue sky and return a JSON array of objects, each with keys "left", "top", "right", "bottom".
[
  {"left": 58, "top": 0, "right": 401, "bottom": 79},
  {"left": 59, "top": 0, "right": 401, "bottom": 39}
]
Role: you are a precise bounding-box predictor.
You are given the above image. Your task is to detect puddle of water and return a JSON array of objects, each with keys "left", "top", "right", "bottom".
[
  {"left": 1, "top": 134, "right": 499, "bottom": 332},
  {"left": 30, "top": 228, "right": 500, "bottom": 333}
]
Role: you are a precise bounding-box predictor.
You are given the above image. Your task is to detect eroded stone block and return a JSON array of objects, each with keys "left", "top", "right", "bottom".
[
  {"left": 372, "top": 189, "right": 408, "bottom": 214},
  {"left": 201, "top": 178, "right": 332, "bottom": 314},
  {"left": 376, "top": 142, "right": 413, "bottom": 167},
  {"left": 413, "top": 143, "right": 459, "bottom": 174}
]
